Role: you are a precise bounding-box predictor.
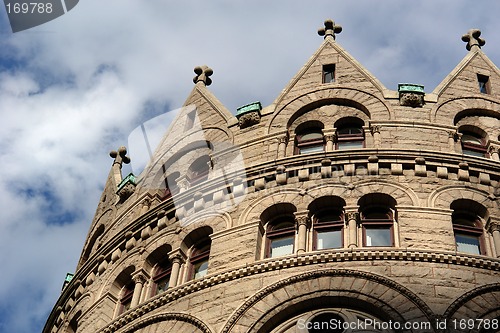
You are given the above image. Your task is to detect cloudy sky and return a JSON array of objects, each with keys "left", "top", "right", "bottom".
[{"left": 1, "top": 1, "right": 500, "bottom": 332}]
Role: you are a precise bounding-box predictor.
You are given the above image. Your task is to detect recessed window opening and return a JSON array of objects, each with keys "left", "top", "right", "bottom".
[
  {"left": 477, "top": 74, "right": 490, "bottom": 94},
  {"left": 323, "top": 64, "right": 336, "bottom": 83}
]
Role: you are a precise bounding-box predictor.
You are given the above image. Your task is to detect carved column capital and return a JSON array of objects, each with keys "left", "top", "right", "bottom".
[
  {"left": 345, "top": 212, "right": 359, "bottom": 223},
  {"left": 448, "top": 131, "right": 459, "bottom": 141},
  {"left": 370, "top": 125, "right": 381, "bottom": 135},
  {"left": 132, "top": 272, "right": 147, "bottom": 285},
  {"left": 488, "top": 145, "right": 499, "bottom": 154},
  {"left": 278, "top": 135, "right": 289, "bottom": 145},
  {"left": 294, "top": 211, "right": 310, "bottom": 227},
  {"left": 324, "top": 133, "right": 337, "bottom": 142}
]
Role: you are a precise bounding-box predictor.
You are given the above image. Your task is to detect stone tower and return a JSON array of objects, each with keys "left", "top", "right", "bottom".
[{"left": 44, "top": 21, "right": 500, "bottom": 333}]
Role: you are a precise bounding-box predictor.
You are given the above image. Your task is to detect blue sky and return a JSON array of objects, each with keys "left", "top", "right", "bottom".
[{"left": 0, "top": 1, "right": 500, "bottom": 332}]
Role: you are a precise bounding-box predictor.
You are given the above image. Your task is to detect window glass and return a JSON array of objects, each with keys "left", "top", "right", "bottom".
[
  {"left": 337, "top": 140, "right": 363, "bottom": 150},
  {"left": 337, "top": 127, "right": 363, "bottom": 135},
  {"left": 299, "top": 145, "right": 325, "bottom": 154},
  {"left": 316, "top": 229, "right": 342, "bottom": 250},
  {"left": 365, "top": 227, "right": 392, "bottom": 246},
  {"left": 455, "top": 233, "right": 481, "bottom": 255},
  {"left": 156, "top": 276, "right": 170, "bottom": 293},
  {"left": 270, "top": 236, "right": 294, "bottom": 257},
  {"left": 193, "top": 259, "right": 209, "bottom": 279}
]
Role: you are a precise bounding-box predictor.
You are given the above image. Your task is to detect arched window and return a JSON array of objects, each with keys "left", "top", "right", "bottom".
[
  {"left": 335, "top": 118, "right": 365, "bottom": 150},
  {"left": 460, "top": 129, "right": 487, "bottom": 157},
  {"left": 451, "top": 200, "right": 486, "bottom": 255},
  {"left": 119, "top": 282, "right": 134, "bottom": 314},
  {"left": 359, "top": 194, "right": 397, "bottom": 247},
  {"left": 152, "top": 259, "right": 171, "bottom": 295},
  {"left": 295, "top": 129, "right": 325, "bottom": 154},
  {"left": 190, "top": 240, "right": 211, "bottom": 279},
  {"left": 187, "top": 155, "right": 211, "bottom": 185},
  {"left": 266, "top": 218, "right": 295, "bottom": 258},
  {"left": 313, "top": 210, "right": 344, "bottom": 250}
]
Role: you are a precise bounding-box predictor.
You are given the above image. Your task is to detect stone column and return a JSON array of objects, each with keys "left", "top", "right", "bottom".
[
  {"left": 168, "top": 254, "right": 184, "bottom": 288},
  {"left": 489, "top": 145, "right": 500, "bottom": 161},
  {"left": 370, "top": 126, "right": 381, "bottom": 148},
  {"left": 448, "top": 131, "right": 458, "bottom": 152},
  {"left": 294, "top": 211, "right": 310, "bottom": 254},
  {"left": 277, "top": 135, "right": 288, "bottom": 158},
  {"left": 324, "top": 133, "right": 336, "bottom": 152},
  {"left": 131, "top": 273, "right": 146, "bottom": 308},
  {"left": 345, "top": 212, "right": 359, "bottom": 248},
  {"left": 176, "top": 176, "right": 190, "bottom": 193},
  {"left": 489, "top": 222, "right": 500, "bottom": 258}
]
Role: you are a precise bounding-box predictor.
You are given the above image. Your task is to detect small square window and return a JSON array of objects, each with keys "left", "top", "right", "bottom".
[
  {"left": 477, "top": 74, "right": 490, "bottom": 94},
  {"left": 323, "top": 64, "right": 336, "bottom": 83}
]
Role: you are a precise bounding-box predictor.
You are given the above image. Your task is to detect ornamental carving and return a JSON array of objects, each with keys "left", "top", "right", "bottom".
[
  {"left": 399, "top": 92, "right": 424, "bottom": 107},
  {"left": 117, "top": 183, "right": 136, "bottom": 203},
  {"left": 238, "top": 111, "right": 261, "bottom": 129}
]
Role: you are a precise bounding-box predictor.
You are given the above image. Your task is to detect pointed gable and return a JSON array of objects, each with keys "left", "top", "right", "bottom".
[
  {"left": 433, "top": 29, "right": 500, "bottom": 124},
  {"left": 266, "top": 20, "right": 392, "bottom": 134}
]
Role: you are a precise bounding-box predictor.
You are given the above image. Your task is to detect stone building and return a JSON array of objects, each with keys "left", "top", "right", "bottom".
[{"left": 44, "top": 20, "right": 500, "bottom": 333}]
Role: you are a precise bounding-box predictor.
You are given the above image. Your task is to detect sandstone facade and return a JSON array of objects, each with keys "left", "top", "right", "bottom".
[{"left": 44, "top": 21, "right": 500, "bottom": 333}]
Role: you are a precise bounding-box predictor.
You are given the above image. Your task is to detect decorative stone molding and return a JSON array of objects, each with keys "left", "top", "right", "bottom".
[
  {"left": 461, "top": 29, "right": 485, "bottom": 51},
  {"left": 116, "top": 174, "right": 136, "bottom": 203},
  {"left": 443, "top": 283, "right": 500, "bottom": 319},
  {"left": 345, "top": 212, "right": 359, "bottom": 223},
  {"left": 398, "top": 83, "right": 425, "bottom": 107},
  {"left": 119, "top": 313, "right": 213, "bottom": 333},
  {"left": 236, "top": 102, "right": 262, "bottom": 129},
  {"left": 370, "top": 125, "right": 381, "bottom": 135},
  {"left": 237, "top": 112, "right": 260, "bottom": 129},
  {"left": 318, "top": 19, "right": 342, "bottom": 40},
  {"left": 193, "top": 65, "right": 213, "bottom": 86}
]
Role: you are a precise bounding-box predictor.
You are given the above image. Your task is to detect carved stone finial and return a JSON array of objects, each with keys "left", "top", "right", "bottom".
[
  {"left": 109, "top": 146, "right": 130, "bottom": 166},
  {"left": 461, "top": 29, "right": 485, "bottom": 51},
  {"left": 193, "top": 65, "right": 213, "bottom": 86},
  {"left": 318, "top": 19, "right": 342, "bottom": 40}
]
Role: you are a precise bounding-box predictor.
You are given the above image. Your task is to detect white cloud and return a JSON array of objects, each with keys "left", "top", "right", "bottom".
[{"left": 0, "top": 1, "right": 499, "bottom": 332}]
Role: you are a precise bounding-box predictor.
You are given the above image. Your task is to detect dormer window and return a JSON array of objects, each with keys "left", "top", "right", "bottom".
[
  {"left": 323, "top": 64, "right": 336, "bottom": 83},
  {"left": 477, "top": 74, "right": 490, "bottom": 94}
]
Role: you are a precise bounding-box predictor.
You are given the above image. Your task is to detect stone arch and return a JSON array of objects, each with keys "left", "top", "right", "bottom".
[
  {"left": 443, "top": 283, "right": 500, "bottom": 321},
  {"left": 267, "top": 88, "right": 392, "bottom": 134},
  {"left": 220, "top": 269, "right": 435, "bottom": 333},
  {"left": 351, "top": 180, "right": 419, "bottom": 207},
  {"left": 237, "top": 189, "right": 306, "bottom": 226},
  {"left": 432, "top": 97, "right": 500, "bottom": 124},
  {"left": 119, "top": 312, "right": 213, "bottom": 333},
  {"left": 178, "top": 212, "right": 229, "bottom": 240},
  {"left": 428, "top": 185, "right": 498, "bottom": 211},
  {"left": 305, "top": 180, "right": 419, "bottom": 207}
]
